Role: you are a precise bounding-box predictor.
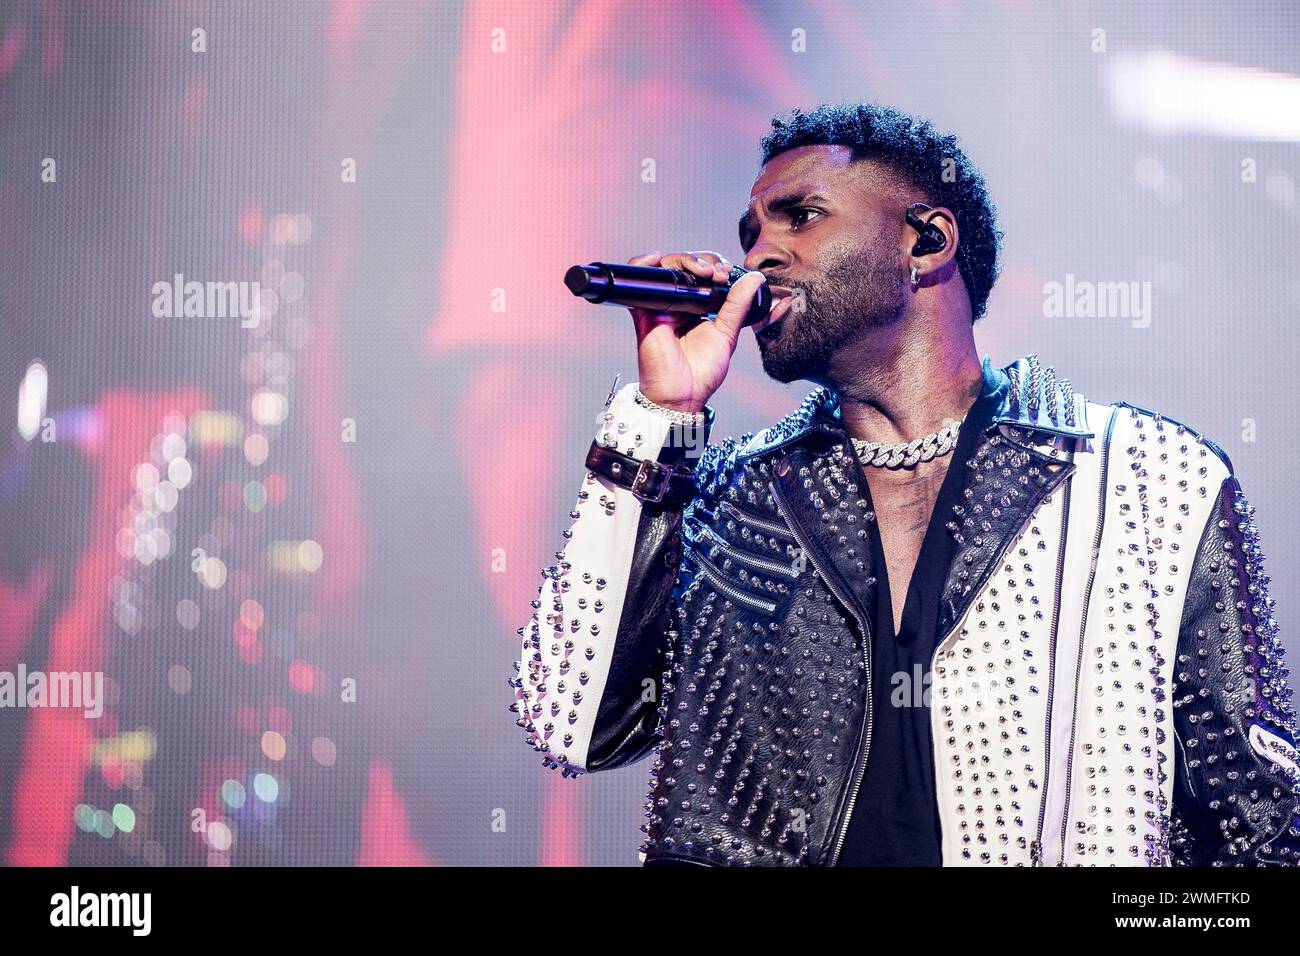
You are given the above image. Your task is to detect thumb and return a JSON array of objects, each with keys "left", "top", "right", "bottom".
[{"left": 713, "top": 270, "right": 767, "bottom": 344}]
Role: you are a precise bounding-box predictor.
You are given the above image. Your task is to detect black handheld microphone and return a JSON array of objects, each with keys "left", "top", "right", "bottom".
[{"left": 564, "top": 262, "right": 771, "bottom": 327}]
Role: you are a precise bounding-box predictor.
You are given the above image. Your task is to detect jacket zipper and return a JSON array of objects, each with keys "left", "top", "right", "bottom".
[
  {"left": 1052, "top": 406, "right": 1118, "bottom": 864},
  {"left": 1030, "top": 466, "right": 1072, "bottom": 866},
  {"left": 769, "top": 478, "right": 873, "bottom": 867},
  {"left": 683, "top": 548, "right": 778, "bottom": 615},
  {"left": 698, "top": 523, "right": 802, "bottom": 579},
  {"left": 720, "top": 500, "right": 798, "bottom": 540}
]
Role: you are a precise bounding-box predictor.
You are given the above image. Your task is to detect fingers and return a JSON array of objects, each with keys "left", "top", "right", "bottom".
[
  {"left": 630, "top": 250, "right": 733, "bottom": 285},
  {"left": 626, "top": 250, "right": 740, "bottom": 340},
  {"left": 686, "top": 250, "right": 733, "bottom": 285},
  {"left": 713, "top": 269, "right": 767, "bottom": 342}
]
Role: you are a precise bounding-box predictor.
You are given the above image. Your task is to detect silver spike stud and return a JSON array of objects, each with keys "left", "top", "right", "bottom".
[{"left": 1026, "top": 355, "right": 1041, "bottom": 413}]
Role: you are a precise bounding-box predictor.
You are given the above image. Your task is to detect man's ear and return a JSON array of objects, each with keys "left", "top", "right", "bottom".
[
  {"left": 908, "top": 206, "right": 961, "bottom": 283},
  {"left": 920, "top": 207, "right": 959, "bottom": 267}
]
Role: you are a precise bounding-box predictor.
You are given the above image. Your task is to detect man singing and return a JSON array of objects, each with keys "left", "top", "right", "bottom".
[{"left": 510, "top": 102, "right": 1299, "bottom": 866}]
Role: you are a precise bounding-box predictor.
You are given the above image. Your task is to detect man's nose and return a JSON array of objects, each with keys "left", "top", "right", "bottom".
[{"left": 743, "top": 241, "right": 789, "bottom": 275}]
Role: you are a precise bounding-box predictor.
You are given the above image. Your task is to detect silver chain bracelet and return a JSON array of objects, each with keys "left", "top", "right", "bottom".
[{"left": 634, "top": 388, "right": 707, "bottom": 425}]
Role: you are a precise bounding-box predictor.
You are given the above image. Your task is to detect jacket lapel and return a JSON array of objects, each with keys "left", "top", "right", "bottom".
[
  {"left": 934, "top": 430, "right": 1074, "bottom": 640},
  {"left": 767, "top": 429, "right": 882, "bottom": 632},
  {"left": 746, "top": 355, "right": 1085, "bottom": 642}
]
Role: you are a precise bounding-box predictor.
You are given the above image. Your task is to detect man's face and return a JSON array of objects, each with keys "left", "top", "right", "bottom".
[{"left": 739, "top": 145, "right": 911, "bottom": 383}]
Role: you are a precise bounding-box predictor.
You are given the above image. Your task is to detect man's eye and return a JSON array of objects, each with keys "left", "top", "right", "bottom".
[{"left": 790, "top": 207, "right": 821, "bottom": 228}]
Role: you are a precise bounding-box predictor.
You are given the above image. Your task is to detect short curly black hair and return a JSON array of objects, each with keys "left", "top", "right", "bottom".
[{"left": 759, "top": 102, "right": 1003, "bottom": 323}]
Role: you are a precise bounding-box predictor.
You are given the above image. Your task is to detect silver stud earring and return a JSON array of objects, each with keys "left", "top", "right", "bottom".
[{"left": 910, "top": 266, "right": 920, "bottom": 288}]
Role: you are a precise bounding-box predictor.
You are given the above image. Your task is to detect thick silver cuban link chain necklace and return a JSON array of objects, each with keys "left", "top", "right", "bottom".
[{"left": 851, "top": 416, "right": 965, "bottom": 469}]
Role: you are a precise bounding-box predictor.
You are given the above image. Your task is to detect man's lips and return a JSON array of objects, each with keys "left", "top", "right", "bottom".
[{"left": 752, "top": 291, "right": 792, "bottom": 337}]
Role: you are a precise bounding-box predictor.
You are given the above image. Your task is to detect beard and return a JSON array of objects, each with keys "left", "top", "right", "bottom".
[{"left": 757, "top": 236, "right": 908, "bottom": 384}]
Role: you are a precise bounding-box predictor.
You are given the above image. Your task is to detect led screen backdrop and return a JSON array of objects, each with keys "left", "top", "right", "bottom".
[{"left": 1, "top": 0, "right": 1298, "bottom": 867}]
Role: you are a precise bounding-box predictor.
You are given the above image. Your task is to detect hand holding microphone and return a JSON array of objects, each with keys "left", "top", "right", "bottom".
[{"left": 568, "top": 250, "right": 769, "bottom": 415}]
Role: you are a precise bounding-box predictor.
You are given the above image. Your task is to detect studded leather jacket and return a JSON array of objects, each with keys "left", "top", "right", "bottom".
[{"left": 510, "top": 354, "right": 1300, "bottom": 866}]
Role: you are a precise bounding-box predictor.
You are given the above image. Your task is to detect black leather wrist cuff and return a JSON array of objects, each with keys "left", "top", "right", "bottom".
[{"left": 585, "top": 440, "right": 699, "bottom": 508}]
